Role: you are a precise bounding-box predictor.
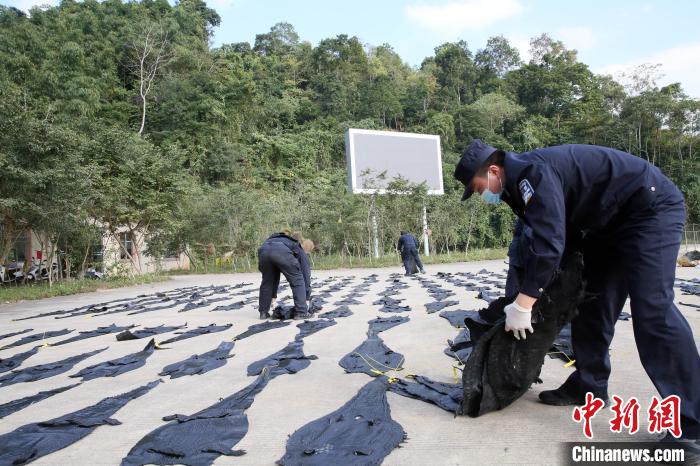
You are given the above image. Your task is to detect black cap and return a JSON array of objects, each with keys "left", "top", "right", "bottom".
[{"left": 453, "top": 139, "right": 498, "bottom": 200}]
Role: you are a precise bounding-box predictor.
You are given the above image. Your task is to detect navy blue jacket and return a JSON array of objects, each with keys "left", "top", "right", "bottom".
[
  {"left": 501, "top": 144, "right": 676, "bottom": 298},
  {"left": 264, "top": 233, "right": 312, "bottom": 299},
  {"left": 507, "top": 219, "right": 530, "bottom": 269},
  {"left": 397, "top": 234, "right": 418, "bottom": 255}
]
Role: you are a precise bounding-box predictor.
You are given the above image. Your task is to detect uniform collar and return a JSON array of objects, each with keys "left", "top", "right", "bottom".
[{"left": 270, "top": 233, "right": 299, "bottom": 243}]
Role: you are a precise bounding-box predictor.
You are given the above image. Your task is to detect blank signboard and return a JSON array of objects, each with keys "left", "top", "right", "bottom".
[{"left": 345, "top": 129, "right": 444, "bottom": 195}]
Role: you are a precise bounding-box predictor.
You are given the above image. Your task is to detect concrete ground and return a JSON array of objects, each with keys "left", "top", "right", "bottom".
[{"left": 0, "top": 259, "right": 698, "bottom": 465}]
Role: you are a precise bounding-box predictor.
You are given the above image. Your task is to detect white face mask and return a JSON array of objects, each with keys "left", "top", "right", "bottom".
[{"left": 481, "top": 171, "right": 503, "bottom": 205}]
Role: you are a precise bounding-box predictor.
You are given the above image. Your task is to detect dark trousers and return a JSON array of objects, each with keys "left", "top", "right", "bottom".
[
  {"left": 258, "top": 243, "right": 308, "bottom": 315},
  {"left": 402, "top": 248, "right": 424, "bottom": 274},
  {"left": 566, "top": 187, "right": 700, "bottom": 439}
]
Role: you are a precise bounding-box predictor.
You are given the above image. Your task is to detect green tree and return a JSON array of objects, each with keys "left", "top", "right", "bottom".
[
  {"left": 430, "top": 40, "right": 478, "bottom": 108},
  {"left": 87, "top": 127, "right": 190, "bottom": 272}
]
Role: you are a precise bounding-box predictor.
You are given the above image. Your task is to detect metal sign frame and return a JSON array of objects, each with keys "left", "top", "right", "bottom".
[{"left": 345, "top": 128, "right": 444, "bottom": 195}]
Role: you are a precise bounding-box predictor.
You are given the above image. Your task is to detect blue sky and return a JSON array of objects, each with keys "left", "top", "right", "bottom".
[{"left": 6, "top": 0, "right": 700, "bottom": 96}]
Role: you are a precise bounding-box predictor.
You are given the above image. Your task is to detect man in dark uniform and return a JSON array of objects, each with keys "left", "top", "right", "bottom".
[
  {"left": 454, "top": 139, "right": 700, "bottom": 452},
  {"left": 398, "top": 231, "right": 425, "bottom": 275},
  {"left": 257, "top": 231, "right": 312, "bottom": 320}
]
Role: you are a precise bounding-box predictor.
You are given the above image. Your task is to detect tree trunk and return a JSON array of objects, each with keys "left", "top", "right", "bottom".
[
  {"left": 111, "top": 230, "right": 138, "bottom": 274},
  {"left": 47, "top": 236, "right": 58, "bottom": 288},
  {"left": 0, "top": 216, "right": 22, "bottom": 266},
  {"left": 127, "top": 226, "right": 144, "bottom": 274},
  {"left": 79, "top": 243, "right": 91, "bottom": 279},
  {"left": 131, "top": 24, "right": 172, "bottom": 137},
  {"left": 138, "top": 93, "right": 147, "bottom": 136},
  {"left": 465, "top": 208, "right": 475, "bottom": 255}
]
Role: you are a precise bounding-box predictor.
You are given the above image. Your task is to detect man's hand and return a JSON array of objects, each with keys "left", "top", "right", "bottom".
[{"left": 504, "top": 300, "right": 534, "bottom": 340}]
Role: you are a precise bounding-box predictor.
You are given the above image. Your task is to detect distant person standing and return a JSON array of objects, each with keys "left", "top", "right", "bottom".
[
  {"left": 257, "top": 230, "right": 312, "bottom": 320},
  {"left": 397, "top": 231, "right": 425, "bottom": 275}
]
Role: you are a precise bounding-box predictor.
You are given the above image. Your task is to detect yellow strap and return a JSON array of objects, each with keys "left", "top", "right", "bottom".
[
  {"left": 547, "top": 351, "right": 576, "bottom": 368},
  {"left": 355, "top": 353, "right": 460, "bottom": 386},
  {"left": 352, "top": 352, "right": 405, "bottom": 376}
]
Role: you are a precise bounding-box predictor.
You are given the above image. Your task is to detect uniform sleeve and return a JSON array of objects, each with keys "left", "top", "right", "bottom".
[
  {"left": 397, "top": 236, "right": 404, "bottom": 253},
  {"left": 298, "top": 248, "right": 312, "bottom": 300},
  {"left": 507, "top": 220, "right": 525, "bottom": 267},
  {"left": 518, "top": 165, "right": 566, "bottom": 298}
]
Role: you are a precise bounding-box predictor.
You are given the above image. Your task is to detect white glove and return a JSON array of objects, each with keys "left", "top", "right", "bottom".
[{"left": 504, "top": 301, "right": 534, "bottom": 340}]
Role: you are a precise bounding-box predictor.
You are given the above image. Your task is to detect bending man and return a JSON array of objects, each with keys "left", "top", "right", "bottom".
[
  {"left": 257, "top": 230, "right": 312, "bottom": 320},
  {"left": 454, "top": 139, "right": 699, "bottom": 452}
]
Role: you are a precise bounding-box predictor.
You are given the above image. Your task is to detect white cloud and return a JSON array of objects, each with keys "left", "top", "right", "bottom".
[
  {"left": 557, "top": 27, "right": 596, "bottom": 51},
  {"left": 596, "top": 42, "right": 700, "bottom": 98},
  {"left": 11, "top": 0, "right": 58, "bottom": 13},
  {"left": 204, "top": 0, "right": 238, "bottom": 11},
  {"left": 505, "top": 32, "right": 531, "bottom": 63},
  {"left": 404, "top": 0, "right": 523, "bottom": 37}
]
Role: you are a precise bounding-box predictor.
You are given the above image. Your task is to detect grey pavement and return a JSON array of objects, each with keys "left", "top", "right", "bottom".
[{"left": 0, "top": 259, "right": 698, "bottom": 465}]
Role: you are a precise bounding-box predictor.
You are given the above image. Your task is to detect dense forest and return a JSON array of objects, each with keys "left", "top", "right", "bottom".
[{"left": 1, "top": 0, "right": 699, "bottom": 275}]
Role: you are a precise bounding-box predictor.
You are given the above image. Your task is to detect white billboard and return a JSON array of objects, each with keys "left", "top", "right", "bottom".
[{"left": 345, "top": 129, "right": 444, "bottom": 195}]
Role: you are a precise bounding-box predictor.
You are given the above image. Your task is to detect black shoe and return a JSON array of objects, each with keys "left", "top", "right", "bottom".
[
  {"left": 293, "top": 313, "right": 313, "bottom": 320},
  {"left": 539, "top": 381, "right": 608, "bottom": 406},
  {"left": 656, "top": 433, "right": 700, "bottom": 465},
  {"left": 259, "top": 311, "right": 270, "bottom": 320}
]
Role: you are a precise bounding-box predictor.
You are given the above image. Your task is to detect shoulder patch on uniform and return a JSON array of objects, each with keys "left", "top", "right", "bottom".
[{"left": 519, "top": 179, "right": 534, "bottom": 205}]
